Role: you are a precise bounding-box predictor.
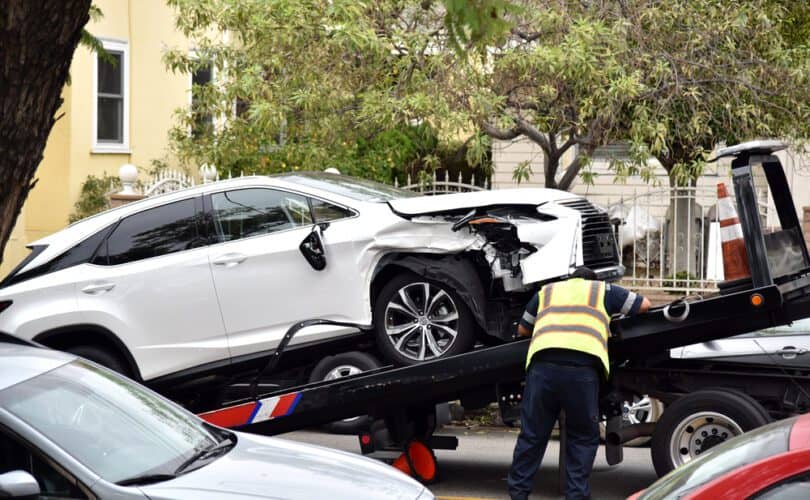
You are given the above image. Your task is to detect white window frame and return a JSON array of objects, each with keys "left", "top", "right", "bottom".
[
  {"left": 92, "top": 38, "right": 130, "bottom": 154},
  {"left": 188, "top": 52, "right": 218, "bottom": 136}
]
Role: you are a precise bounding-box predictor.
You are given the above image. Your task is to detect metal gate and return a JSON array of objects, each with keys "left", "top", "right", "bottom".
[{"left": 609, "top": 185, "right": 770, "bottom": 294}]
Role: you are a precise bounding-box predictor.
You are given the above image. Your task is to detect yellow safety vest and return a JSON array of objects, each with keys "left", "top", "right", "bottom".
[{"left": 526, "top": 278, "right": 611, "bottom": 377}]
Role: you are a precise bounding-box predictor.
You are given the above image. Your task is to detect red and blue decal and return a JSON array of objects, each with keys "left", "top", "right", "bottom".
[{"left": 199, "top": 392, "right": 301, "bottom": 428}]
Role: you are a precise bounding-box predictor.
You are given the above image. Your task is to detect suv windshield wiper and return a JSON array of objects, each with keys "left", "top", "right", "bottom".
[
  {"left": 116, "top": 473, "right": 177, "bottom": 486},
  {"left": 174, "top": 433, "right": 237, "bottom": 475}
]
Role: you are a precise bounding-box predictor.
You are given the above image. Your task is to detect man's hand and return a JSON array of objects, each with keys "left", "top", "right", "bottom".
[
  {"left": 517, "top": 324, "right": 531, "bottom": 338},
  {"left": 639, "top": 297, "right": 651, "bottom": 314}
]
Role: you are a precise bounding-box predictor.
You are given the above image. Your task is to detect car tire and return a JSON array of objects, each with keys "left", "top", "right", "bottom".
[
  {"left": 599, "top": 395, "right": 663, "bottom": 447},
  {"left": 650, "top": 389, "right": 770, "bottom": 477},
  {"left": 374, "top": 272, "right": 476, "bottom": 365},
  {"left": 309, "top": 352, "right": 382, "bottom": 434},
  {"left": 67, "top": 345, "right": 131, "bottom": 377}
]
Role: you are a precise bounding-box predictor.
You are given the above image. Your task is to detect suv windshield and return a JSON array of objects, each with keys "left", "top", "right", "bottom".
[
  {"left": 0, "top": 360, "right": 222, "bottom": 483},
  {"left": 275, "top": 172, "right": 419, "bottom": 202},
  {"left": 640, "top": 417, "right": 793, "bottom": 499}
]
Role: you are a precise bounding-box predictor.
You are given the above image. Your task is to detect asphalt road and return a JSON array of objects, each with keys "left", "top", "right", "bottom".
[{"left": 285, "top": 426, "right": 658, "bottom": 499}]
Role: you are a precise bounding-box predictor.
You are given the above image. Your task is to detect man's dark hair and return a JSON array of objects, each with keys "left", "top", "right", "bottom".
[{"left": 571, "top": 266, "right": 598, "bottom": 280}]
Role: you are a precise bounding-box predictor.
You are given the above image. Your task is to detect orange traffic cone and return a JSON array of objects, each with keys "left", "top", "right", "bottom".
[
  {"left": 391, "top": 440, "right": 437, "bottom": 483},
  {"left": 717, "top": 183, "right": 751, "bottom": 281}
]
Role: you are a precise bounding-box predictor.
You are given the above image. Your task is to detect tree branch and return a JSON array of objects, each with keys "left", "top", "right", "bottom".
[
  {"left": 514, "top": 117, "right": 551, "bottom": 152},
  {"left": 480, "top": 121, "right": 521, "bottom": 141},
  {"left": 557, "top": 150, "right": 591, "bottom": 191}
]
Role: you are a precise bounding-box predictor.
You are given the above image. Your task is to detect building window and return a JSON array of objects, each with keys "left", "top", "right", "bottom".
[
  {"left": 593, "top": 142, "right": 632, "bottom": 161},
  {"left": 191, "top": 63, "right": 214, "bottom": 137},
  {"left": 93, "top": 39, "right": 129, "bottom": 153}
]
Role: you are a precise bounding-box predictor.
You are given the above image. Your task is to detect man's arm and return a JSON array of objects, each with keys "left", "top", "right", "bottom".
[
  {"left": 604, "top": 283, "right": 650, "bottom": 317},
  {"left": 516, "top": 293, "right": 539, "bottom": 338}
]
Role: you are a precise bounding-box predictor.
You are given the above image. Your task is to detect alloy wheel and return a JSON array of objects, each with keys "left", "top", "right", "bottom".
[{"left": 383, "top": 282, "right": 459, "bottom": 361}]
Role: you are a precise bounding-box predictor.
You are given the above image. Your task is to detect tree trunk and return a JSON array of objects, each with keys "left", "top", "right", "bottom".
[
  {"left": 544, "top": 152, "right": 557, "bottom": 189},
  {"left": 0, "top": 0, "right": 91, "bottom": 267}
]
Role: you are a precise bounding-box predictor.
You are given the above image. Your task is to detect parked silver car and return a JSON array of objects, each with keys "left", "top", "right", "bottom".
[{"left": 0, "top": 338, "right": 432, "bottom": 500}]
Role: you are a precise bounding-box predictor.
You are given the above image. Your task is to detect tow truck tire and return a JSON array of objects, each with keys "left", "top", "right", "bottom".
[
  {"left": 374, "top": 272, "right": 476, "bottom": 366},
  {"left": 67, "top": 345, "right": 130, "bottom": 376},
  {"left": 651, "top": 390, "right": 770, "bottom": 477},
  {"left": 309, "top": 352, "right": 382, "bottom": 434}
]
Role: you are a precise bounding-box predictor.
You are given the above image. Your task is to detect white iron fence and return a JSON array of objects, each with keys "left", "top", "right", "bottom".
[
  {"left": 396, "top": 170, "right": 488, "bottom": 194},
  {"left": 608, "top": 185, "right": 771, "bottom": 295},
  {"left": 140, "top": 165, "right": 219, "bottom": 196}
]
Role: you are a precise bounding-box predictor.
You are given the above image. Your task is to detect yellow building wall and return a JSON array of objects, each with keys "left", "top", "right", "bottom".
[{"left": 1, "top": 0, "right": 192, "bottom": 276}]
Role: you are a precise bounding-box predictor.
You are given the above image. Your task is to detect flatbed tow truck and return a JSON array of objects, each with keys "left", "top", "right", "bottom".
[{"left": 194, "top": 141, "right": 810, "bottom": 481}]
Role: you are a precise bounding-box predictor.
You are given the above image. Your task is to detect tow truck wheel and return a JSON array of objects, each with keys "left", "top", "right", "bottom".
[
  {"left": 374, "top": 272, "right": 476, "bottom": 366},
  {"left": 651, "top": 390, "right": 770, "bottom": 477},
  {"left": 309, "top": 352, "right": 382, "bottom": 434}
]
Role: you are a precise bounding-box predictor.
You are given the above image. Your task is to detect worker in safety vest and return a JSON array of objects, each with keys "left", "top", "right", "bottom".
[{"left": 507, "top": 266, "right": 650, "bottom": 500}]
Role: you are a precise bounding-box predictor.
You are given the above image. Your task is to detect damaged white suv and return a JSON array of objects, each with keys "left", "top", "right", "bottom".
[{"left": 0, "top": 173, "right": 621, "bottom": 383}]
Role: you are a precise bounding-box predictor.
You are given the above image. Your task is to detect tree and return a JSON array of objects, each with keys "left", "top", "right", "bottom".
[
  {"left": 0, "top": 0, "right": 92, "bottom": 267},
  {"left": 423, "top": 0, "right": 810, "bottom": 190},
  {"left": 164, "top": 0, "right": 809, "bottom": 193},
  {"left": 441, "top": 2, "right": 642, "bottom": 190},
  {"left": 164, "top": 0, "right": 514, "bottom": 182},
  {"left": 616, "top": 0, "right": 810, "bottom": 187}
]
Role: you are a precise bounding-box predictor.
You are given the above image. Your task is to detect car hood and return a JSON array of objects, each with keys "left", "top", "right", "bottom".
[
  {"left": 141, "top": 433, "right": 426, "bottom": 500},
  {"left": 387, "top": 188, "right": 578, "bottom": 216}
]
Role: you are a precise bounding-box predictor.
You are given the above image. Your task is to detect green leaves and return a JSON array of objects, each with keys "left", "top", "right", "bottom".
[{"left": 162, "top": 0, "right": 810, "bottom": 191}]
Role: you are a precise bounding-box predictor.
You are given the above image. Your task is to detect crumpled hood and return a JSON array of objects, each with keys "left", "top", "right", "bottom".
[
  {"left": 387, "top": 188, "right": 578, "bottom": 216},
  {"left": 141, "top": 433, "right": 426, "bottom": 500}
]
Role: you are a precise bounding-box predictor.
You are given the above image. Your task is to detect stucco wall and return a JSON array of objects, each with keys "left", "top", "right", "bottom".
[{"left": 1, "top": 0, "right": 192, "bottom": 276}]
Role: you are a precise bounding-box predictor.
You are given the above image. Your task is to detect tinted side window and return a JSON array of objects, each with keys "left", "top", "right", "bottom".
[
  {"left": 1, "top": 225, "right": 114, "bottom": 288},
  {"left": 211, "top": 189, "right": 311, "bottom": 242},
  {"left": 754, "top": 471, "right": 810, "bottom": 499},
  {"left": 0, "top": 429, "right": 88, "bottom": 499},
  {"left": 309, "top": 197, "right": 354, "bottom": 223},
  {"left": 100, "top": 199, "right": 199, "bottom": 265}
]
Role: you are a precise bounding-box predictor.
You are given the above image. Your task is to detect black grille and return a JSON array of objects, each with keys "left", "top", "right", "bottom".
[{"left": 559, "top": 199, "right": 619, "bottom": 269}]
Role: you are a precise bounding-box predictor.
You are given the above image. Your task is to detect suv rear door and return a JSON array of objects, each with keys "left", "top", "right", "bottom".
[{"left": 76, "top": 197, "right": 229, "bottom": 380}]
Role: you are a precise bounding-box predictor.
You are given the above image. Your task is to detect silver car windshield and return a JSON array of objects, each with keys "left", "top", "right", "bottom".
[{"left": 0, "top": 360, "right": 219, "bottom": 483}]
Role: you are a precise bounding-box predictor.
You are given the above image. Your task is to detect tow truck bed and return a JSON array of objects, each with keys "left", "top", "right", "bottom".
[{"left": 196, "top": 141, "right": 810, "bottom": 479}]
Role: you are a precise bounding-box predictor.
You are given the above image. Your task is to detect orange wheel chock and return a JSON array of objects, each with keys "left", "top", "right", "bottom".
[{"left": 391, "top": 440, "right": 438, "bottom": 484}]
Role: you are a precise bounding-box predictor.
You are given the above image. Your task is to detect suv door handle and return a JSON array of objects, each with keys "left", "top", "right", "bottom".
[
  {"left": 212, "top": 253, "right": 248, "bottom": 267},
  {"left": 778, "top": 346, "right": 807, "bottom": 360},
  {"left": 81, "top": 282, "right": 115, "bottom": 295}
]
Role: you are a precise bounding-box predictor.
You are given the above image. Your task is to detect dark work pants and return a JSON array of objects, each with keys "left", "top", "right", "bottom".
[{"left": 507, "top": 360, "right": 600, "bottom": 500}]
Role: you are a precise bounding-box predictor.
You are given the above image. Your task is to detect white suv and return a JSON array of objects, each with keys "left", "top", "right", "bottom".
[{"left": 0, "top": 173, "right": 621, "bottom": 386}]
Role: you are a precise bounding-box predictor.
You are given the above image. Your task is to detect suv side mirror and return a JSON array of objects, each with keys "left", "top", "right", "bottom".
[
  {"left": 0, "top": 471, "right": 40, "bottom": 499},
  {"left": 299, "top": 225, "right": 327, "bottom": 271}
]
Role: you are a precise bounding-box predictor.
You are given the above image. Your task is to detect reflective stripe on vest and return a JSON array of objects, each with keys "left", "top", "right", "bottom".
[{"left": 527, "top": 279, "right": 611, "bottom": 376}]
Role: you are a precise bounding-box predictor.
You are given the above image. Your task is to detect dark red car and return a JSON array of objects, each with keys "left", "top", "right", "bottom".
[{"left": 630, "top": 413, "right": 810, "bottom": 499}]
